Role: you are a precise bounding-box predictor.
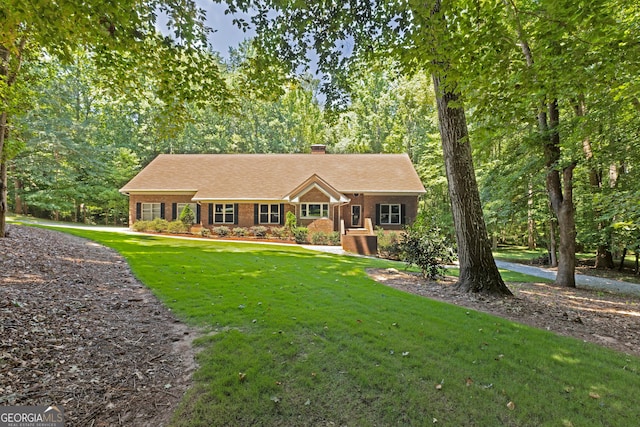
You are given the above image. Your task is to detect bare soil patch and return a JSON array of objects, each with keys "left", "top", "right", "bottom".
[
  {"left": 367, "top": 268, "right": 640, "bottom": 358},
  {"left": 1, "top": 225, "right": 197, "bottom": 426}
]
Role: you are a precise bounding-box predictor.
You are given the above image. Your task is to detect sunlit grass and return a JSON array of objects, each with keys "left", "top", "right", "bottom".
[{"left": 30, "top": 226, "right": 640, "bottom": 426}]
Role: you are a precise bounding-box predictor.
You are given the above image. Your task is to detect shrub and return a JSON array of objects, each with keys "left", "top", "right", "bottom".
[
  {"left": 213, "top": 226, "right": 230, "bottom": 237},
  {"left": 398, "top": 224, "right": 456, "bottom": 279},
  {"left": 167, "top": 220, "right": 188, "bottom": 234},
  {"left": 233, "top": 227, "right": 248, "bottom": 237},
  {"left": 132, "top": 220, "right": 150, "bottom": 232},
  {"left": 179, "top": 204, "right": 196, "bottom": 227},
  {"left": 329, "top": 231, "right": 341, "bottom": 246},
  {"left": 200, "top": 228, "right": 211, "bottom": 237},
  {"left": 150, "top": 218, "right": 169, "bottom": 233},
  {"left": 270, "top": 227, "right": 290, "bottom": 240},
  {"left": 285, "top": 211, "right": 297, "bottom": 231},
  {"left": 310, "top": 231, "right": 329, "bottom": 245},
  {"left": 377, "top": 229, "right": 401, "bottom": 260},
  {"left": 250, "top": 226, "right": 268, "bottom": 238},
  {"left": 292, "top": 227, "right": 309, "bottom": 244}
]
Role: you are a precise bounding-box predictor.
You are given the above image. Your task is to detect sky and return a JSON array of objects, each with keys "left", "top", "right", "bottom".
[{"left": 196, "top": 1, "right": 255, "bottom": 58}]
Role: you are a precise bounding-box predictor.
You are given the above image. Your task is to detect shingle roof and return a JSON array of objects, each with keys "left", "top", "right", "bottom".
[{"left": 120, "top": 153, "right": 426, "bottom": 200}]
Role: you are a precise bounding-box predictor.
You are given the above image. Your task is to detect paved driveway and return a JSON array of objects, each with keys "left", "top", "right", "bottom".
[{"left": 496, "top": 260, "right": 640, "bottom": 297}]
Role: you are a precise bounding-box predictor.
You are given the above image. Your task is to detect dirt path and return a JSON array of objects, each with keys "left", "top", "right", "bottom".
[{"left": 1, "top": 225, "right": 197, "bottom": 426}]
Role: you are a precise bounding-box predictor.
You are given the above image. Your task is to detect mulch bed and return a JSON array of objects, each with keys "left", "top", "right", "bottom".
[
  {"left": 367, "top": 268, "right": 640, "bottom": 358},
  {"left": 1, "top": 225, "right": 197, "bottom": 426}
]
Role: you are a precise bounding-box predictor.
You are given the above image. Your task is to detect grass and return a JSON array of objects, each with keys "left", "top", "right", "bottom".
[{"left": 26, "top": 226, "right": 640, "bottom": 426}]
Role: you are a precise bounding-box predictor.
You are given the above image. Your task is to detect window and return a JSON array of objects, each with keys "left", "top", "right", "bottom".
[
  {"left": 214, "top": 203, "right": 235, "bottom": 223},
  {"left": 177, "top": 203, "right": 197, "bottom": 223},
  {"left": 301, "top": 203, "right": 329, "bottom": 218},
  {"left": 141, "top": 203, "right": 162, "bottom": 221},
  {"left": 379, "top": 204, "right": 401, "bottom": 225},
  {"left": 260, "top": 204, "right": 280, "bottom": 224}
]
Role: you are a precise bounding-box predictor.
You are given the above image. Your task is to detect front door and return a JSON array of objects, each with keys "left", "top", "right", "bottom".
[{"left": 351, "top": 205, "right": 361, "bottom": 227}]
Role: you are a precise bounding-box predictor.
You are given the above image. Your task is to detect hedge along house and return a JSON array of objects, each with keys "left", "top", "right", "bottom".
[{"left": 119, "top": 148, "right": 426, "bottom": 254}]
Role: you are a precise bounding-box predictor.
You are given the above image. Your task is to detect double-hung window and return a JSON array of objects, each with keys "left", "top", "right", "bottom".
[
  {"left": 379, "top": 204, "right": 401, "bottom": 225},
  {"left": 259, "top": 204, "right": 280, "bottom": 224},
  {"left": 301, "top": 203, "right": 329, "bottom": 218},
  {"left": 141, "top": 203, "right": 162, "bottom": 221},
  {"left": 214, "top": 203, "right": 235, "bottom": 224}
]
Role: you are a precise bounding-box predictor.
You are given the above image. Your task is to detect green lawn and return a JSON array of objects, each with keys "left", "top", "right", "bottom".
[{"left": 38, "top": 227, "right": 640, "bottom": 426}]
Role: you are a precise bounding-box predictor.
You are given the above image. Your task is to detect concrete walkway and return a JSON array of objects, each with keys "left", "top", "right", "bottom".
[{"left": 496, "top": 260, "right": 640, "bottom": 297}]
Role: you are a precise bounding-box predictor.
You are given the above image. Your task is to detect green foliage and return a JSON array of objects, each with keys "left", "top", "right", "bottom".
[
  {"left": 178, "top": 204, "right": 195, "bottom": 227},
  {"left": 284, "top": 211, "right": 297, "bottom": 231},
  {"left": 269, "top": 226, "right": 290, "bottom": 240},
  {"left": 132, "top": 220, "right": 150, "bottom": 232},
  {"left": 232, "top": 227, "right": 248, "bottom": 237},
  {"left": 167, "top": 220, "right": 188, "bottom": 234},
  {"left": 310, "top": 231, "right": 329, "bottom": 245},
  {"left": 329, "top": 231, "right": 340, "bottom": 246},
  {"left": 250, "top": 226, "right": 268, "bottom": 238},
  {"left": 292, "top": 227, "right": 309, "bottom": 244},
  {"left": 377, "top": 229, "right": 401, "bottom": 260},
  {"left": 149, "top": 218, "right": 169, "bottom": 233},
  {"left": 399, "top": 224, "right": 456, "bottom": 280},
  {"left": 200, "top": 227, "right": 211, "bottom": 238},
  {"left": 212, "top": 226, "right": 231, "bottom": 237}
]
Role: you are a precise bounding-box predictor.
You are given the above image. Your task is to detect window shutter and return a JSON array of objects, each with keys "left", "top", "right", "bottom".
[
  {"left": 208, "top": 204, "right": 213, "bottom": 224},
  {"left": 234, "top": 204, "right": 239, "bottom": 225},
  {"left": 401, "top": 204, "right": 406, "bottom": 224},
  {"left": 136, "top": 203, "right": 141, "bottom": 220},
  {"left": 196, "top": 204, "right": 201, "bottom": 224},
  {"left": 254, "top": 204, "right": 259, "bottom": 224},
  {"left": 375, "top": 204, "right": 380, "bottom": 225},
  {"left": 160, "top": 203, "right": 165, "bottom": 219},
  {"left": 280, "top": 204, "right": 285, "bottom": 225},
  {"left": 172, "top": 203, "right": 177, "bottom": 221}
]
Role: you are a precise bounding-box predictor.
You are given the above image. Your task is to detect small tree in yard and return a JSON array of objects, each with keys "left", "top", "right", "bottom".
[
  {"left": 399, "top": 223, "right": 456, "bottom": 280},
  {"left": 179, "top": 205, "right": 195, "bottom": 227}
]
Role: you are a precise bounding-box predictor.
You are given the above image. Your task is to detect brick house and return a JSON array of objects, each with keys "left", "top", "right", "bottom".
[{"left": 119, "top": 148, "right": 425, "bottom": 252}]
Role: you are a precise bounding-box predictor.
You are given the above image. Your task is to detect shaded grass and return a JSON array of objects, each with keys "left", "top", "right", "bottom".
[{"left": 37, "top": 227, "right": 640, "bottom": 426}]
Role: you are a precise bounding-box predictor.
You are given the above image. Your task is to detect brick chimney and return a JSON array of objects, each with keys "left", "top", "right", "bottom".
[{"left": 311, "top": 144, "right": 327, "bottom": 154}]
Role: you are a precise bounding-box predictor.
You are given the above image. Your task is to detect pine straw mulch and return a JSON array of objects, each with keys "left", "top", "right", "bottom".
[
  {"left": 1, "top": 225, "right": 197, "bottom": 426},
  {"left": 366, "top": 268, "right": 640, "bottom": 358}
]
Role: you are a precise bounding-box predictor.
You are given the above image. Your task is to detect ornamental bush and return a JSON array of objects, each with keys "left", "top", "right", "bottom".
[
  {"left": 233, "top": 227, "right": 248, "bottom": 237},
  {"left": 213, "top": 226, "right": 230, "bottom": 237},
  {"left": 292, "top": 227, "right": 309, "bottom": 244},
  {"left": 132, "top": 220, "right": 150, "bottom": 232},
  {"left": 310, "top": 231, "right": 329, "bottom": 245},
  {"left": 250, "top": 226, "right": 268, "bottom": 238},
  {"left": 179, "top": 204, "right": 195, "bottom": 227},
  {"left": 167, "top": 220, "right": 188, "bottom": 234},
  {"left": 150, "top": 218, "right": 169, "bottom": 233},
  {"left": 398, "top": 223, "right": 456, "bottom": 279}
]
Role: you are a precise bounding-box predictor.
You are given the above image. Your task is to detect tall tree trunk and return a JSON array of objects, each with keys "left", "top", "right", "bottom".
[
  {"left": 0, "top": 38, "right": 27, "bottom": 238},
  {"left": 0, "top": 112, "right": 7, "bottom": 237},
  {"left": 432, "top": 75, "right": 511, "bottom": 296},
  {"left": 505, "top": 0, "right": 575, "bottom": 285},
  {"left": 527, "top": 181, "right": 536, "bottom": 249},
  {"left": 548, "top": 214, "right": 558, "bottom": 267},
  {"left": 545, "top": 100, "right": 576, "bottom": 287}
]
